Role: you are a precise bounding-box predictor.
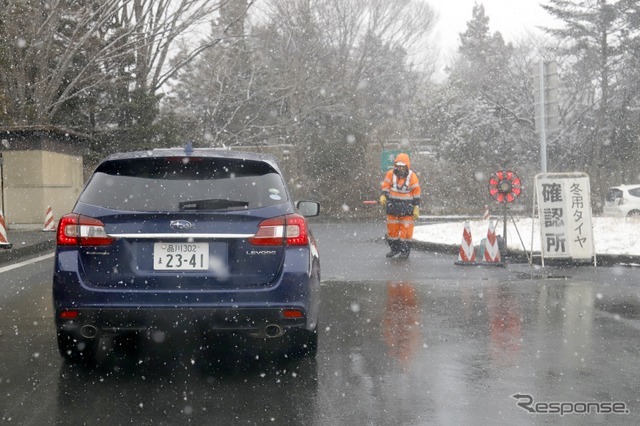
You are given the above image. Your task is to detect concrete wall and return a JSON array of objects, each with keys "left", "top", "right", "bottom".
[{"left": 2, "top": 151, "right": 83, "bottom": 228}]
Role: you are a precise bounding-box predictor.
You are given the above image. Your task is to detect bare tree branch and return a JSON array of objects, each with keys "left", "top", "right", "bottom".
[{"left": 1, "top": 0, "right": 238, "bottom": 126}]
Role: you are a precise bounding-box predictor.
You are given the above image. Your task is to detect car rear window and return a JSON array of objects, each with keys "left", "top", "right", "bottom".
[
  {"left": 628, "top": 187, "right": 640, "bottom": 198},
  {"left": 605, "top": 188, "right": 623, "bottom": 202},
  {"left": 78, "top": 157, "right": 289, "bottom": 211}
]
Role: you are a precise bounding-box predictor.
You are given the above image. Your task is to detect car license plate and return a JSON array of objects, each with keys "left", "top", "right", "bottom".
[{"left": 153, "top": 242, "right": 209, "bottom": 270}]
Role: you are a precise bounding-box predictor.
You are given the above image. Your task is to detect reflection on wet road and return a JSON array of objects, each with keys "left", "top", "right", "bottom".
[
  {"left": 319, "top": 278, "right": 638, "bottom": 424},
  {"left": 55, "top": 340, "right": 319, "bottom": 425}
]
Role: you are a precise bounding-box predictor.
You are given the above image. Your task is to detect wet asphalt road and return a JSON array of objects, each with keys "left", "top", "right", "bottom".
[{"left": 0, "top": 221, "right": 639, "bottom": 425}]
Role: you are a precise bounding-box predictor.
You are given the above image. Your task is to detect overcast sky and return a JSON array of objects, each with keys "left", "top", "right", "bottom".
[{"left": 429, "top": 1, "right": 558, "bottom": 77}]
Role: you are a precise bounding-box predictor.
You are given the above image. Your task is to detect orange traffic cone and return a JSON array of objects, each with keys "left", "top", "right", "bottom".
[
  {"left": 454, "top": 221, "right": 478, "bottom": 265},
  {"left": 0, "top": 210, "right": 12, "bottom": 249},
  {"left": 43, "top": 205, "right": 56, "bottom": 232},
  {"left": 483, "top": 221, "right": 503, "bottom": 266}
]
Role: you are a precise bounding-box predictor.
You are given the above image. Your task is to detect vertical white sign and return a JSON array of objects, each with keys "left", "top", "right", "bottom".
[{"left": 536, "top": 175, "right": 594, "bottom": 260}]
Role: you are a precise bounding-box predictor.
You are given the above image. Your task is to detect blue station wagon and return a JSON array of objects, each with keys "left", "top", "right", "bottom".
[{"left": 52, "top": 147, "right": 320, "bottom": 363}]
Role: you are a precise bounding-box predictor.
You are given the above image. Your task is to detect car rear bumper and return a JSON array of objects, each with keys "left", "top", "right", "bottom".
[
  {"left": 602, "top": 206, "right": 628, "bottom": 218},
  {"left": 55, "top": 306, "right": 310, "bottom": 338}
]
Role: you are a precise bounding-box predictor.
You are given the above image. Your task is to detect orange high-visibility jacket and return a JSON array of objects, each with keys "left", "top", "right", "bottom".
[{"left": 381, "top": 153, "right": 420, "bottom": 216}]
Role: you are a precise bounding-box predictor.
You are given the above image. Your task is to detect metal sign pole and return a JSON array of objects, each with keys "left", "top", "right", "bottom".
[
  {"left": 503, "top": 202, "right": 508, "bottom": 253},
  {"left": 539, "top": 61, "right": 548, "bottom": 174}
]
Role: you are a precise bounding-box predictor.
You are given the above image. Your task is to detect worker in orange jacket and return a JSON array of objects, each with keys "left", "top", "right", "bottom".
[{"left": 380, "top": 153, "right": 421, "bottom": 258}]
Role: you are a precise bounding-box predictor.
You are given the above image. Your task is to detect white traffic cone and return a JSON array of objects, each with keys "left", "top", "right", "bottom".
[
  {"left": 455, "top": 221, "right": 477, "bottom": 265},
  {"left": 0, "top": 210, "right": 12, "bottom": 249},
  {"left": 43, "top": 206, "right": 56, "bottom": 232},
  {"left": 483, "top": 221, "right": 503, "bottom": 266}
]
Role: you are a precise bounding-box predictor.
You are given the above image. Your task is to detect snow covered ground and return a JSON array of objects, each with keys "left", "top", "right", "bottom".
[{"left": 413, "top": 216, "right": 640, "bottom": 256}]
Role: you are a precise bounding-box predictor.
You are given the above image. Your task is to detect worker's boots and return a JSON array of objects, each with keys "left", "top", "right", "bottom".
[
  {"left": 398, "top": 241, "right": 411, "bottom": 259},
  {"left": 398, "top": 250, "right": 410, "bottom": 259},
  {"left": 386, "top": 240, "right": 400, "bottom": 258},
  {"left": 386, "top": 249, "right": 400, "bottom": 258}
]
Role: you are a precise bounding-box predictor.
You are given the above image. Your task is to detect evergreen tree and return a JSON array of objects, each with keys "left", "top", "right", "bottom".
[
  {"left": 541, "top": 0, "right": 627, "bottom": 185},
  {"left": 429, "top": 4, "right": 539, "bottom": 211}
]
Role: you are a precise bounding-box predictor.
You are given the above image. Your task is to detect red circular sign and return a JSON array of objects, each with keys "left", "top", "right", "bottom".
[{"left": 489, "top": 170, "right": 521, "bottom": 203}]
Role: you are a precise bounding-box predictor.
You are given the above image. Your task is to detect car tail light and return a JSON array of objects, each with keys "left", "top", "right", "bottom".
[
  {"left": 59, "top": 310, "right": 79, "bottom": 320},
  {"left": 57, "top": 214, "right": 115, "bottom": 246},
  {"left": 282, "top": 309, "right": 304, "bottom": 318},
  {"left": 249, "top": 214, "right": 309, "bottom": 246}
]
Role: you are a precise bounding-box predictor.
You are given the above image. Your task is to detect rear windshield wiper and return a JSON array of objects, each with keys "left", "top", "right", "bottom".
[{"left": 179, "top": 199, "right": 250, "bottom": 211}]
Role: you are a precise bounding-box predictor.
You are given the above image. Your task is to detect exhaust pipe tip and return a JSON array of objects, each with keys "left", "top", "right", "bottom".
[
  {"left": 264, "top": 324, "right": 284, "bottom": 338},
  {"left": 80, "top": 325, "right": 98, "bottom": 339}
]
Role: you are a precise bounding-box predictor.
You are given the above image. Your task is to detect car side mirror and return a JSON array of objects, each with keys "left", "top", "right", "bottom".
[{"left": 296, "top": 201, "right": 320, "bottom": 217}]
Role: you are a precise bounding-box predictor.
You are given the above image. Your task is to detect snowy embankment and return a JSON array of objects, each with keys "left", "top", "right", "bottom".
[{"left": 413, "top": 217, "right": 640, "bottom": 256}]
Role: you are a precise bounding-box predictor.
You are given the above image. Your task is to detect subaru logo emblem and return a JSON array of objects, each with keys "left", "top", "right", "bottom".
[{"left": 170, "top": 220, "right": 193, "bottom": 231}]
